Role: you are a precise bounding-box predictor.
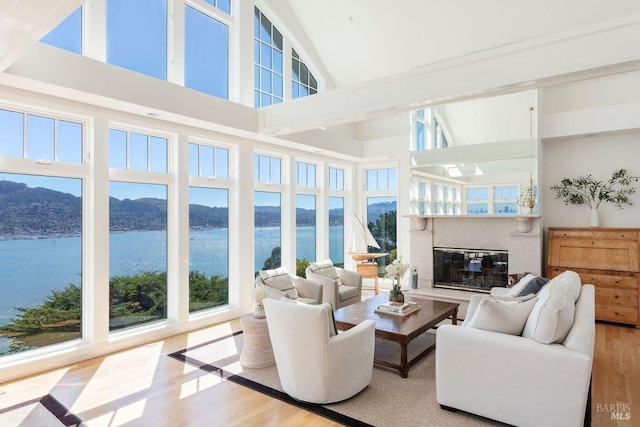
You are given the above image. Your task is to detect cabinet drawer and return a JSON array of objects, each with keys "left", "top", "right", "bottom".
[
  {"left": 548, "top": 268, "right": 639, "bottom": 290},
  {"left": 578, "top": 272, "right": 638, "bottom": 290},
  {"left": 595, "top": 305, "right": 638, "bottom": 324},
  {"left": 595, "top": 287, "right": 638, "bottom": 307}
]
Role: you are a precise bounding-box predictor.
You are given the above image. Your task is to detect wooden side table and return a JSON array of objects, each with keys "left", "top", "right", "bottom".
[
  {"left": 357, "top": 262, "right": 379, "bottom": 295},
  {"left": 239, "top": 314, "right": 275, "bottom": 368}
]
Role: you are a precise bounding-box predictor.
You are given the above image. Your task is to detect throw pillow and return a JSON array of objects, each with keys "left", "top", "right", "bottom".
[
  {"left": 516, "top": 276, "right": 549, "bottom": 297},
  {"left": 466, "top": 296, "right": 539, "bottom": 335},
  {"left": 259, "top": 267, "right": 298, "bottom": 299},
  {"left": 309, "top": 259, "right": 342, "bottom": 285},
  {"left": 522, "top": 270, "right": 582, "bottom": 344},
  {"left": 463, "top": 293, "right": 536, "bottom": 326},
  {"left": 506, "top": 274, "right": 536, "bottom": 297}
]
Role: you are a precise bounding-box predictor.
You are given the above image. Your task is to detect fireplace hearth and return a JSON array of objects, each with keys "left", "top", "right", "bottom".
[{"left": 433, "top": 247, "right": 508, "bottom": 293}]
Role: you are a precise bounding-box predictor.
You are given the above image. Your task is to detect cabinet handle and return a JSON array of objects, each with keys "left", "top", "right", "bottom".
[{"left": 614, "top": 295, "right": 619, "bottom": 299}]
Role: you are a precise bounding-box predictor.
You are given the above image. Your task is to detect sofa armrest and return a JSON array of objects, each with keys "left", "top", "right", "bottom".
[
  {"left": 326, "top": 320, "right": 375, "bottom": 378},
  {"left": 490, "top": 287, "right": 510, "bottom": 296},
  {"left": 292, "top": 276, "right": 323, "bottom": 304},
  {"left": 436, "top": 325, "right": 592, "bottom": 427},
  {"left": 338, "top": 268, "right": 363, "bottom": 290}
]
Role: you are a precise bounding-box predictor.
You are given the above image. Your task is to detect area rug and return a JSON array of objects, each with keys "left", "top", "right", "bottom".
[
  {"left": 169, "top": 331, "right": 505, "bottom": 427},
  {"left": 0, "top": 394, "right": 84, "bottom": 427}
]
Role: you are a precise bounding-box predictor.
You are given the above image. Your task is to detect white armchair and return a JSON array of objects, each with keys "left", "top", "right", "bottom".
[
  {"left": 255, "top": 266, "right": 322, "bottom": 304},
  {"left": 305, "top": 259, "right": 363, "bottom": 308},
  {"left": 263, "top": 298, "right": 375, "bottom": 404},
  {"left": 436, "top": 278, "right": 595, "bottom": 427}
]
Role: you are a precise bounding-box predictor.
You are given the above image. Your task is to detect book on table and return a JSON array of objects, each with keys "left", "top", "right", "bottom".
[{"left": 377, "top": 301, "right": 411, "bottom": 313}]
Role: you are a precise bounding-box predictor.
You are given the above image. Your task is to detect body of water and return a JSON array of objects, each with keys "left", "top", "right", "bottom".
[{"left": 0, "top": 226, "right": 344, "bottom": 327}]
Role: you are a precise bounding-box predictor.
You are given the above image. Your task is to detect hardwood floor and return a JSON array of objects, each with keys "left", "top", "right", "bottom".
[{"left": 0, "top": 289, "right": 638, "bottom": 427}]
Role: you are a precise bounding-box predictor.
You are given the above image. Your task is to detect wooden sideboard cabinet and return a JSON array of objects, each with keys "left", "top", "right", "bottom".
[{"left": 547, "top": 227, "right": 640, "bottom": 327}]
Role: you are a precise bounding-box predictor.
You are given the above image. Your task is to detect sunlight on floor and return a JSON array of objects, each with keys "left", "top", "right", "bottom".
[
  {"left": 111, "top": 398, "right": 147, "bottom": 425},
  {"left": 179, "top": 373, "right": 223, "bottom": 399}
]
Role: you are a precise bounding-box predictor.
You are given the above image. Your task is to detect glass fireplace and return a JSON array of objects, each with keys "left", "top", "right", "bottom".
[{"left": 433, "top": 247, "right": 508, "bottom": 293}]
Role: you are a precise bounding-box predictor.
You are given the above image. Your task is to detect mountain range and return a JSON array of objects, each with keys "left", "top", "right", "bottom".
[{"left": 0, "top": 180, "right": 392, "bottom": 238}]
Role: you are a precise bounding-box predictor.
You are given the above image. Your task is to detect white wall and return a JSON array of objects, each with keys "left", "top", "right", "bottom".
[{"left": 542, "top": 132, "right": 640, "bottom": 229}]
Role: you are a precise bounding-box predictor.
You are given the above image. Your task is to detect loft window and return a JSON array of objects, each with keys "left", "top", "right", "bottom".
[
  {"left": 40, "top": 6, "right": 82, "bottom": 53},
  {"left": 292, "top": 49, "right": 317, "bottom": 99},
  {"left": 185, "top": 6, "right": 229, "bottom": 99},
  {"left": 107, "top": 0, "right": 168, "bottom": 80},
  {"left": 254, "top": 7, "right": 283, "bottom": 107}
]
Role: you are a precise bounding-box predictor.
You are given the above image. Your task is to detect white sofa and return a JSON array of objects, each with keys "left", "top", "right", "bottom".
[{"left": 436, "top": 271, "right": 595, "bottom": 427}]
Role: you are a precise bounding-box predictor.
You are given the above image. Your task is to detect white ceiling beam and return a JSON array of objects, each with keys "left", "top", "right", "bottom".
[
  {"left": 259, "top": 14, "right": 640, "bottom": 136},
  {"left": 0, "top": 0, "right": 83, "bottom": 71}
]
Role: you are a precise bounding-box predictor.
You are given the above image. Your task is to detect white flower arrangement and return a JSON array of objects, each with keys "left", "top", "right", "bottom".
[
  {"left": 252, "top": 286, "right": 270, "bottom": 306},
  {"left": 385, "top": 256, "right": 409, "bottom": 297},
  {"left": 384, "top": 255, "right": 409, "bottom": 281}
]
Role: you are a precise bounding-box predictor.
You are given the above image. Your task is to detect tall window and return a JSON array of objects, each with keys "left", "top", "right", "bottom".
[
  {"left": 295, "top": 161, "right": 317, "bottom": 263},
  {"left": 254, "top": 153, "right": 283, "bottom": 270},
  {"left": 296, "top": 194, "right": 316, "bottom": 262},
  {"left": 188, "top": 187, "right": 229, "bottom": 312},
  {"left": 255, "top": 191, "right": 281, "bottom": 270},
  {"left": 328, "top": 167, "right": 345, "bottom": 266},
  {"left": 254, "top": 7, "right": 283, "bottom": 107},
  {"left": 108, "top": 127, "right": 170, "bottom": 331},
  {"left": 185, "top": 5, "right": 228, "bottom": 99},
  {"left": 329, "top": 196, "right": 344, "bottom": 265},
  {"left": 366, "top": 167, "right": 397, "bottom": 272},
  {"left": 40, "top": 7, "right": 82, "bottom": 54},
  {"left": 0, "top": 174, "right": 83, "bottom": 356},
  {"left": 107, "top": 0, "right": 168, "bottom": 80},
  {"left": 292, "top": 49, "right": 317, "bottom": 99},
  {"left": 109, "top": 182, "right": 167, "bottom": 330},
  {"left": 0, "top": 107, "right": 85, "bottom": 357}
]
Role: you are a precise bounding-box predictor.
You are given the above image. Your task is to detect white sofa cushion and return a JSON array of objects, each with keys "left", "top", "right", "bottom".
[
  {"left": 522, "top": 270, "right": 582, "bottom": 344},
  {"left": 465, "top": 296, "right": 539, "bottom": 335},
  {"left": 464, "top": 293, "right": 536, "bottom": 326},
  {"left": 259, "top": 267, "right": 298, "bottom": 299}
]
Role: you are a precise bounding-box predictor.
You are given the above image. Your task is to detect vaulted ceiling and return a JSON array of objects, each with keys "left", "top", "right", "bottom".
[
  {"left": 2, "top": 0, "right": 640, "bottom": 146},
  {"left": 281, "top": 0, "right": 640, "bottom": 89}
]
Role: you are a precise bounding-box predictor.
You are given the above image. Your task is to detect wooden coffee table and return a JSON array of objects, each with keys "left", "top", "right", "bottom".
[{"left": 333, "top": 294, "right": 458, "bottom": 378}]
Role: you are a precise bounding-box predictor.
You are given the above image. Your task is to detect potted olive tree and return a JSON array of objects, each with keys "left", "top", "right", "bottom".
[{"left": 550, "top": 168, "right": 639, "bottom": 227}]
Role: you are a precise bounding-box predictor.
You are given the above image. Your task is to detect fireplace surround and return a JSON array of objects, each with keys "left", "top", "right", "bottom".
[{"left": 408, "top": 215, "right": 542, "bottom": 291}]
